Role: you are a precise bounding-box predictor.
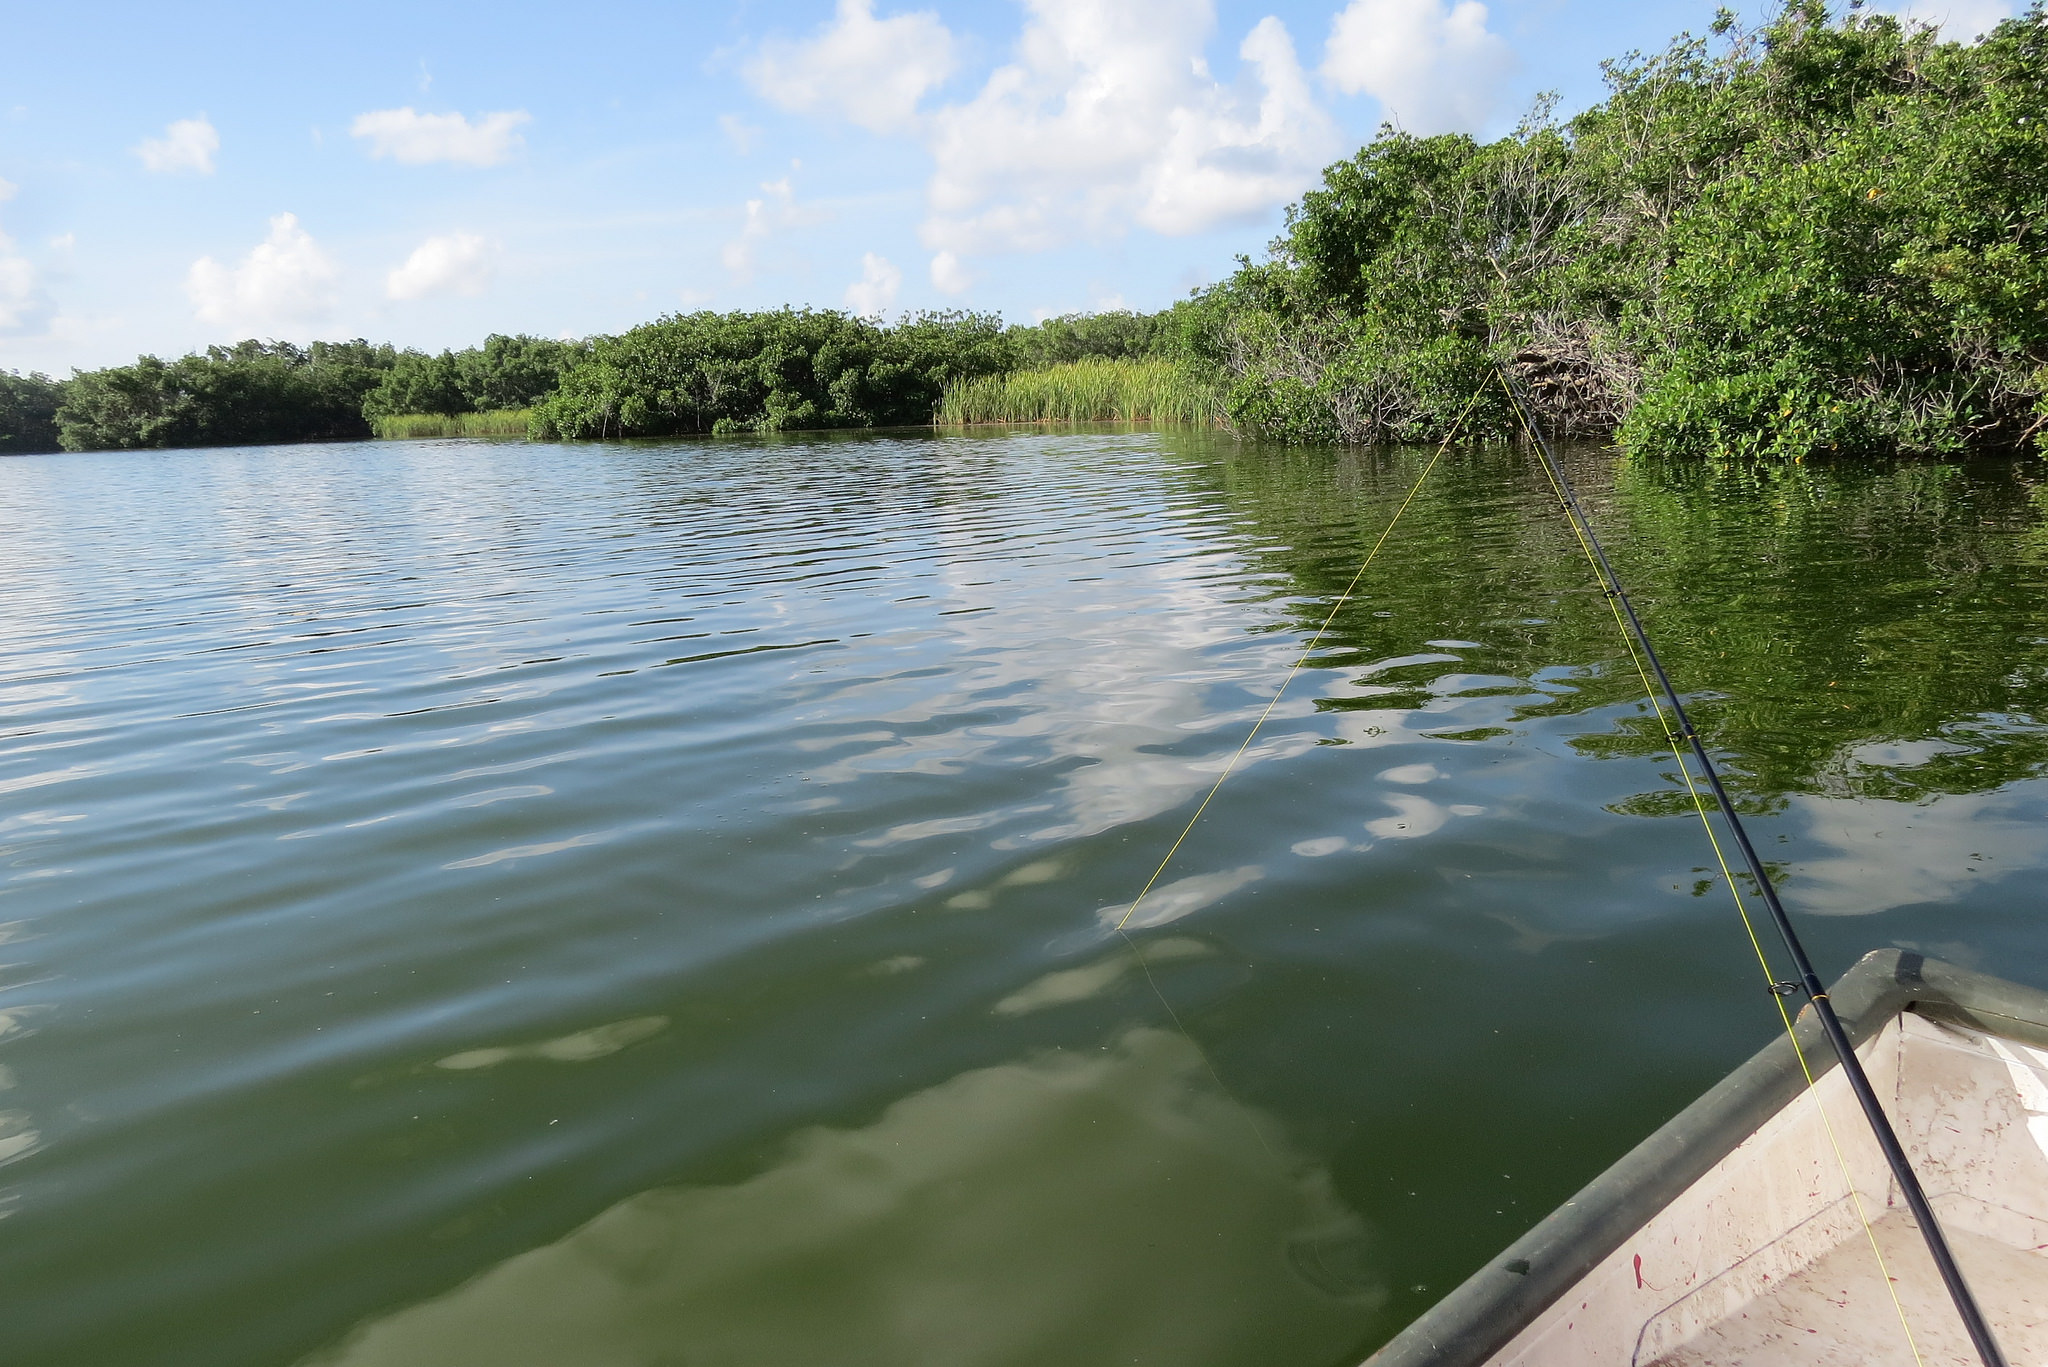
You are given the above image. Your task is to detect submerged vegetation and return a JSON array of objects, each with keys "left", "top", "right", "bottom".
[
  {"left": 937, "top": 358, "right": 1222, "bottom": 427},
  {"left": 5, "top": 3, "right": 2042, "bottom": 460}
]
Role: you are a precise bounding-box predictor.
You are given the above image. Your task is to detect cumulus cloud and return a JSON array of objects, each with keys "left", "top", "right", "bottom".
[
  {"left": 350, "top": 107, "right": 530, "bottom": 166},
  {"left": 739, "top": 0, "right": 1339, "bottom": 282},
  {"left": 0, "top": 252, "right": 54, "bottom": 338},
  {"left": 919, "top": 0, "right": 1339, "bottom": 257},
  {"left": 135, "top": 116, "right": 219, "bottom": 174},
  {"left": 185, "top": 213, "right": 339, "bottom": 329},
  {"left": 1321, "top": 0, "right": 1516, "bottom": 136},
  {"left": 929, "top": 249, "right": 972, "bottom": 294},
  {"left": 0, "top": 184, "right": 54, "bottom": 337},
  {"left": 722, "top": 175, "right": 823, "bottom": 281},
  {"left": 387, "top": 232, "right": 495, "bottom": 300},
  {"left": 746, "top": 0, "right": 958, "bottom": 134},
  {"left": 845, "top": 252, "right": 903, "bottom": 315}
]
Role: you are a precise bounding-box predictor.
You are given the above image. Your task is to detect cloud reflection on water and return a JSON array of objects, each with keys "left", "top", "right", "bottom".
[
  {"left": 1097, "top": 866, "right": 1265, "bottom": 932},
  {"left": 434, "top": 1016, "right": 669, "bottom": 1072},
  {"left": 304, "top": 1029, "right": 1377, "bottom": 1367},
  {"left": 1786, "top": 782, "right": 2048, "bottom": 916}
]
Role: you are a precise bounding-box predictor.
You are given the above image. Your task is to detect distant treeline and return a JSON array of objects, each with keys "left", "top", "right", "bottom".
[
  {"left": 7, "top": 3, "right": 2042, "bottom": 461},
  {"left": 0, "top": 336, "right": 582, "bottom": 455},
  {"left": 0, "top": 310, "right": 1182, "bottom": 454}
]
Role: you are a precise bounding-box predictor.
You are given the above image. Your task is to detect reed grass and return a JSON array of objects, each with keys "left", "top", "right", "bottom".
[
  {"left": 937, "top": 358, "right": 1223, "bottom": 427},
  {"left": 371, "top": 408, "right": 533, "bottom": 440}
]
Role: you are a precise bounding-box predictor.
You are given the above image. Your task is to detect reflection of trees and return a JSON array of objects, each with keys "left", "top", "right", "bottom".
[{"left": 1160, "top": 435, "right": 2048, "bottom": 807}]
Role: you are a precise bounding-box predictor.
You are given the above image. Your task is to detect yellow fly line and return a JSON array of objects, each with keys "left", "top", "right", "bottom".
[
  {"left": 1498, "top": 370, "right": 1927, "bottom": 1366},
  {"left": 1112, "top": 390, "right": 1488, "bottom": 934}
]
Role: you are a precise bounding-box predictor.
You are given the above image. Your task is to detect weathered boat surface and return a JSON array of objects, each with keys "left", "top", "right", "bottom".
[{"left": 1366, "top": 949, "right": 2048, "bottom": 1366}]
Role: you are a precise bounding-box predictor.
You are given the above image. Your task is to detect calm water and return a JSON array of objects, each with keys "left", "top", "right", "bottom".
[{"left": 4, "top": 431, "right": 2046, "bottom": 1367}]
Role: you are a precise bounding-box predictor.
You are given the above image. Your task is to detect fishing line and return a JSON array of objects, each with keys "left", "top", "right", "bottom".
[
  {"left": 1497, "top": 367, "right": 2005, "bottom": 1367},
  {"left": 1113, "top": 390, "right": 1485, "bottom": 935},
  {"left": 1108, "top": 391, "right": 1485, "bottom": 1165}
]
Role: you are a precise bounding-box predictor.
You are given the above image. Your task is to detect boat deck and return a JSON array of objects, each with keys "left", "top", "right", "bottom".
[
  {"left": 1446, "top": 1006, "right": 2048, "bottom": 1365},
  {"left": 1367, "top": 953, "right": 2048, "bottom": 1367},
  {"left": 1654, "top": 1211, "right": 2048, "bottom": 1366}
]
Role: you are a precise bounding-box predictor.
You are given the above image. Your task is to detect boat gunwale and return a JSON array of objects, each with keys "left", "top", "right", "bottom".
[{"left": 1362, "top": 948, "right": 2048, "bottom": 1367}]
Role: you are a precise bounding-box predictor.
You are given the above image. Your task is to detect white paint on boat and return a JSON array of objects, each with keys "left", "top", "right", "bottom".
[{"left": 1479, "top": 1012, "right": 2048, "bottom": 1365}]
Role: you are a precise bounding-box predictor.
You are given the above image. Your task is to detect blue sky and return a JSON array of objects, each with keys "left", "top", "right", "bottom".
[{"left": 0, "top": 0, "right": 2012, "bottom": 373}]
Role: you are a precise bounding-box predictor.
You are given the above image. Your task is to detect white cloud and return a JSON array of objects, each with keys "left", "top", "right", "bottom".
[
  {"left": 0, "top": 250, "right": 54, "bottom": 338},
  {"left": 387, "top": 232, "right": 495, "bottom": 300},
  {"left": 350, "top": 107, "right": 530, "bottom": 167},
  {"left": 0, "top": 187, "right": 53, "bottom": 337},
  {"left": 185, "top": 213, "right": 339, "bottom": 331},
  {"left": 1786, "top": 785, "right": 2048, "bottom": 917},
  {"left": 746, "top": 0, "right": 958, "bottom": 134},
  {"left": 1321, "top": 0, "right": 1516, "bottom": 136},
  {"left": 845, "top": 251, "right": 902, "bottom": 315},
  {"left": 718, "top": 113, "right": 764, "bottom": 154},
  {"left": 1872, "top": 0, "right": 2013, "bottom": 38},
  {"left": 135, "top": 116, "right": 219, "bottom": 174},
  {"left": 918, "top": 0, "right": 1340, "bottom": 258},
  {"left": 722, "top": 174, "right": 823, "bottom": 281},
  {"left": 1096, "top": 865, "right": 1264, "bottom": 932},
  {"left": 929, "top": 249, "right": 972, "bottom": 294}
]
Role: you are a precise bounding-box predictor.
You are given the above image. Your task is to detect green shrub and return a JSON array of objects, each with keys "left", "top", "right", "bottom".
[
  {"left": 531, "top": 309, "right": 1011, "bottom": 439},
  {"left": 0, "top": 370, "right": 62, "bottom": 454},
  {"left": 56, "top": 340, "right": 396, "bottom": 451},
  {"left": 1004, "top": 311, "right": 1170, "bottom": 369},
  {"left": 361, "top": 335, "right": 581, "bottom": 422},
  {"left": 1201, "top": 2, "right": 2048, "bottom": 457}
]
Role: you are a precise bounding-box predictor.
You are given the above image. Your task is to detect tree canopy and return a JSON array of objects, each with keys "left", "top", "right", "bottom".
[
  {"left": 1193, "top": 2, "right": 2048, "bottom": 457},
  {"left": 528, "top": 309, "right": 1012, "bottom": 439}
]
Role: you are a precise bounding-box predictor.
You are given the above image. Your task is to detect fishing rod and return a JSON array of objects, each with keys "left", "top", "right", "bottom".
[{"left": 1496, "top": 366, "right": 2009, "bottom": 1367}]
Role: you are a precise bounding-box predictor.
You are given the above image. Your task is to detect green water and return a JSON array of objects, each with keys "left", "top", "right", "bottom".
[{"left": 3, "top": 432, "right": 2045, "bottom": 1367}]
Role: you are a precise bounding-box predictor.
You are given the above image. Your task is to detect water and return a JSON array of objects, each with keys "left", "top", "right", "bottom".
[{"left": 3, "top": 431, "right": 2046, "bottom": 1367}]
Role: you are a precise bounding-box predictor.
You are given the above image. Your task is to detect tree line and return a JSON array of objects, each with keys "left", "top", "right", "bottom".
[
  {"left": 0, "top": 310, "right": 1177, "bottom": 454},
  {"left": 4, "top": 2, "right": 2041, "bottom": 460}
]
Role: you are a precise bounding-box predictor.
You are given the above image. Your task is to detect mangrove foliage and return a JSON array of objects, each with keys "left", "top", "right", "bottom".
[
  {"left": 527, "top": 310, "right": 1011, "bottom": 439},
  {"left": 1192, "top": 1, "right": 2048, "bottom": 456}
]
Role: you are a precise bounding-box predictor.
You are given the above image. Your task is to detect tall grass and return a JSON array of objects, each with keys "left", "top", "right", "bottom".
[
  {"left": 937, "top": 358, "right": 1223, "bottom": 427},
  {"left": 371, "top": 409, "right": 533, "bottom": 440}
]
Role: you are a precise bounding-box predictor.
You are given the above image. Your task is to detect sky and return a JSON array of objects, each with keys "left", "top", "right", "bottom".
[{"left": 0, "top": 0, "right": 2017, "bottom": 374}]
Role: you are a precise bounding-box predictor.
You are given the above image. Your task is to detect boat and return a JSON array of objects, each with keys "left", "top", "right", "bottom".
[{"left": 1365, "top": 948, "right": 2048, "bottom": 1365}]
